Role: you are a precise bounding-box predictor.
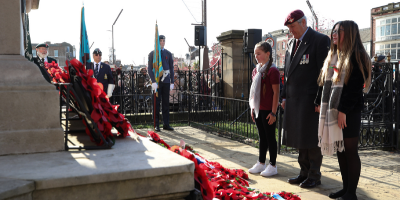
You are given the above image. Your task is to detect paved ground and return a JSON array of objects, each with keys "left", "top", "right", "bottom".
[{"left": 136, "top": 126, "right": 400, "bottom": 200}]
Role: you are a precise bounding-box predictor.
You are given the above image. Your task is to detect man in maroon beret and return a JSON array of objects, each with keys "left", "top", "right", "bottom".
[{"left": 281, "top": 9, "right": 330, "bottom": 188}]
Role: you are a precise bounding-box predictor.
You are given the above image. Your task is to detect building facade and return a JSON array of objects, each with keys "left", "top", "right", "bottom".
[
  {"left": 262, "top": 29, "right": 293, "bottom": 69},
  {"left": 372, "top": 2, "right": 400, "bottom": 61},
  {"left": 31, "top": 41, "right": 75, "bottom": 66}
]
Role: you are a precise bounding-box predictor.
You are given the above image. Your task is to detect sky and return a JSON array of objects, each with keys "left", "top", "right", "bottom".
[{"left": 29, "top": 0, "right": 395, "bottom": 66}]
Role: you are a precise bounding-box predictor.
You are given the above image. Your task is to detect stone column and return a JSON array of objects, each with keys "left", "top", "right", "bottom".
[
  {"left": 217, "top": 30, "right": 252, "bottom": 99},
  {"left": 0, "top": 0, "right": 64, "bottom": 155}
]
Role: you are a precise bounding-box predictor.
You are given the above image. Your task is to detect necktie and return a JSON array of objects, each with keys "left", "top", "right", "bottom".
[
  {"left": 291, "top": 39, "right": 300, "bottom": 60},
  {"left": 94, "top": 64, "right": 99, "bottom": 78}
]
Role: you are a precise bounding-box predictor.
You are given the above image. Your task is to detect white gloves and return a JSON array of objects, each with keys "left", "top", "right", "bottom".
[
  {"left": 170, "top": 84, "right": 174, "bottom": 90},
  {"left": 152, "top": 83, "right": 158, "bottom": 92},
  {"left": 107, "top": 84, "right": 115, "bottom": 98}
]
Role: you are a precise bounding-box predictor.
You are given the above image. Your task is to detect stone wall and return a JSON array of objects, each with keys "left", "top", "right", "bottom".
[
  {"left": 0, "top": 0, "right": 64, "bottom": 155},
  {"left": 217, "top": 30, "right": 253, "bottom": 100}
]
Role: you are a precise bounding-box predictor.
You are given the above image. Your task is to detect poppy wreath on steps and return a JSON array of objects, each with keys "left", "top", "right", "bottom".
[{"left": 43, "top": 59, "right": 136, "bottom": 145}]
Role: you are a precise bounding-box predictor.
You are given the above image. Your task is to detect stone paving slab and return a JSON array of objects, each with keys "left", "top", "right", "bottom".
[
  {"left": 136, "top": 126, "right": 400, "bottom": 200},
  {"left": 0, "top": 178, "right": 34, "bottom": 200}
]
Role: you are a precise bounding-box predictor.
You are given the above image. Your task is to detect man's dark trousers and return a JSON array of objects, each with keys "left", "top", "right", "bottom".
[
  {"left": 298, "top": 148, "right": 323, "bottom": 180},
  {"left": 153, "top": 82, "right": 170, "bottom": 127}
]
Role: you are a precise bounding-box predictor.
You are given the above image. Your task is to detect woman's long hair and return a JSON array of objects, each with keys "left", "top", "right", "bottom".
[
  {"left": 318, "top": 20, "right": 371, "bottom": 92},
  {"left": 255, "top": 41, "right": 273, "bottom": 73}
]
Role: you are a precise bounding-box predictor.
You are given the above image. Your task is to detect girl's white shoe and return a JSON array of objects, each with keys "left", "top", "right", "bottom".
[
  {"left": 260, "top": 164, "right": 278, "bottom": 177},
  {"left": 248, "top": 161, "right": 266, "bottom": 174}
]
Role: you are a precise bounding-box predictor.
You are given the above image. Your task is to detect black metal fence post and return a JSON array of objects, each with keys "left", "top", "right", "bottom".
[
  {"left": 396, "top": 63, "right": 399, "bottom": 149},
  {"left": 188, "top": 69, "right": 191, "bottom": 126}
]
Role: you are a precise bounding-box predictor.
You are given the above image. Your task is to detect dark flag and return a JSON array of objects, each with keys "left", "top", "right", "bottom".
[
  {"left": 24, "top": 14, "right": 33, "bottom": 61},
  {"left": 79, "top": 6, "right": 91, "bottom": 66}
]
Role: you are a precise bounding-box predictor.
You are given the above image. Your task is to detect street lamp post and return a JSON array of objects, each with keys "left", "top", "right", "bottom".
[{"left": 112, "top": 9, "right": 123, "bottom": 65}]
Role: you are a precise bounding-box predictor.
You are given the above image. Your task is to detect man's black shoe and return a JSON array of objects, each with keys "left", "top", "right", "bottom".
[
  {"left": 299, "top": 178, "right": 321, "bottom": 188},
  {"left": 328, "top": 190, "right": 346, "bottom": 199},
  {"left": 287, "top": 175, "right": 307, "bottom": 184},
  {"left": 155, "top": 127, "right": 161, "bottom": 132},
  {"left": 163, "top": 125, "right": 174, "bottom": 131}
]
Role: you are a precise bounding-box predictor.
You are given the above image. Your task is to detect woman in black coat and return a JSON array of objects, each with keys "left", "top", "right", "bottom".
[{"left": 316, "top": 21, "right": 372, "bottom": 200}]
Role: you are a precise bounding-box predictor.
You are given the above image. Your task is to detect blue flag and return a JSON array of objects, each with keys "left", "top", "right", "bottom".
[{"left": 79, "top": 6, "right": 91, "bottom": 66}]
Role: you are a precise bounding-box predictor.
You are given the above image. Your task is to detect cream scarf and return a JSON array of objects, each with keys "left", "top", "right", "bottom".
[{"left": 318, "top": 53, "right": 345, "bottom": 155}]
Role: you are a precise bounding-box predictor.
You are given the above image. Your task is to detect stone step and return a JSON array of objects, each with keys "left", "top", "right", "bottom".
[{"left": 0, "top": 135, "right": 194, "bottom": 200}]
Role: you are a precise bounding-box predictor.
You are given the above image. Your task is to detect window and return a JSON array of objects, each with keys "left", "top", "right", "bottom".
[
  {"left": 277, "top": 42, "right": 280, "bottom": 50},
  {"left": 54, "top": 50, "right": 58, "bottom": 57},
  {"left": 282, "top": 41, "right": 285, "bottom": 50},
  {"left": 378, "top": 43, "right": 399, "bottom": 60},
  {"left": 386, "top": 25, "right": 391, "bottom": 35},
  {"left": 397, "top": 49, "right": 400, "bottom": 60},
  {"left": 395, "top": 4, "right": 400, "bottom": 8},
  {"left": 391, "top": 49, "right": 397, "bottom": 59},
  {"left": 383, "top": 6, "right": 389, "bottom": 11},
  {"left": 376, "top": 17, "right": 400, "bottom": 40},
  {"left": 32, "top": 50, "right": 36, "bottom": 57}
]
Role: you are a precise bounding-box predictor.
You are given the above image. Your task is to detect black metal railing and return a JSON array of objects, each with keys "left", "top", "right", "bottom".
[
  {"left": 108, "top": 60, "right": 223, "bottom": 116},
  {"left": 359, "top": 62, "right": 399, "bottom": 149}
]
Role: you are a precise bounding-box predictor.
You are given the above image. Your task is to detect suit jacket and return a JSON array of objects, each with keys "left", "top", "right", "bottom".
[
  {"left": 86, "top": 62, "right": 114, "bottom": 92},
  {"left": 281, "top": 28, "right": 330, "bottom": 149},
  {"left": 33, "top": 56, "right": 57, "bottom": 83},
  {"left": 147, "top": 49, "right": 174, "bottom": 84}
]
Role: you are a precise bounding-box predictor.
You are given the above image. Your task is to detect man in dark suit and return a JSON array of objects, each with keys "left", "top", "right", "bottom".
[
  {"left": 32, "top": 43, "right": 58, "bottom": 83},
  {"left": 86, "top": 48, "right": 115, "bottom": 97},
  {"left": 148, "top": 35, "right": 174, "bottom": 131},
  {"left": 281, "top": 10, "right": 330, "bottom": 188}
]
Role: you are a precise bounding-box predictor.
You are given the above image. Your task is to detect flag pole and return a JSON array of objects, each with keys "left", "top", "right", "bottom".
[
  {"left": 153, "top": 21, "right": 157, "bottom": 131},
  {"left": 153, "top": 91, "right": 156, "bottom": 131}
]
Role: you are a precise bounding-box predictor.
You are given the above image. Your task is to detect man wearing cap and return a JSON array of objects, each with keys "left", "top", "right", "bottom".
[
  {"left": 377, "top": 55, "right": 386, "bottom": 63},
  {"left": 86, "top": 48, "right": 115, "bottom": 97},
  {"left": 33, "top": 43, "right": 58, "bottom": 83},
  {"left": 148, "top": 35, "right": 174, "bottom": 131},
  {"left": 281, "top": 10, "right": 330, "bottom": 188}
]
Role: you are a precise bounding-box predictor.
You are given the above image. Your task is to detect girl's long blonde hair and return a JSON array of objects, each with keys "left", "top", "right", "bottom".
[{"left": 317, "top": 21, "right": 371, "bottom": 92}]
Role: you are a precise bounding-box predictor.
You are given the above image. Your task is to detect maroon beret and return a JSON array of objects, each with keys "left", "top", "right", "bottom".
[{"left": 284, "top": 9, "right": 305, "bottom": 26}]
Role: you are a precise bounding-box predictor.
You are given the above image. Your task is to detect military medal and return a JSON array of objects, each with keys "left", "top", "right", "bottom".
[
  {"left": 306, "top": 54, "right": 309, "bottom": 64},
  {"left": 104, "top": 74, "right": 107, "bottom": 79}
]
